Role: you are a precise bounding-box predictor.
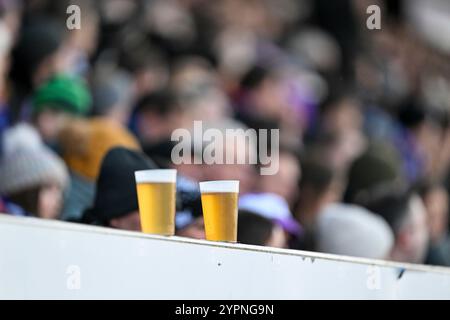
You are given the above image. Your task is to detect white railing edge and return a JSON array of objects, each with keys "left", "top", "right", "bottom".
[{"left": 1, "top": 214, "right": 449, "bottom": 275}]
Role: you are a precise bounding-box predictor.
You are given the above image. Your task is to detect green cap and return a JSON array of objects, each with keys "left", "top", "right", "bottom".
[{"left": 33, "top": 74, "right": 92, "bottom": 116}]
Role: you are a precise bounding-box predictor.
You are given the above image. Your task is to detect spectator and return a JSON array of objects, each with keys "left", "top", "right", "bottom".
[
  {"left": 0, "top": 0, "right": 450, "bottom": 267},
  {"left": 59, "top": 117, "right": 140, "bottom": 220},
  {"left": 0, "top": 123, "right": 68, "bottom": 218},
  {"left": 31, "top": 73, "right": 92, "bottom": 147},
  {"left": 238, "top": 209, "right": 288, "bottom": 248},
  {"left": 258, "top": 145, "right": 301, "bottom": 207},
  {"left": 315, "top": 203, "right": 394, "bottom": 259},
  {"left": 344, "top": 143, "right": 404, "bottom": 204},
  {"left": 295, "top": 158, "right": 344, "bottom": 229},
  {"left": 365, "top": 190, "right": 429, "bottom": 264},
  {"left": 133, "top": 89, "right": 186, "bottom": 145},
  {"left": 416, "top": 180, "right": 450, "bottom": 266},
  {"left": 199, "top": 119, "right": 257, "bottom": 194},
  {"left": 31, "top": 74, "right": 140, "bottom": 220},
  {"left": 9, "top": 17, "right": 67, "bottom": 120},
  {"left": 81, "top": 146, "right": 157, "bottom": 229},
  {"left": 396, "top": 98, "right": 443, "bottom": 182},
  {"left": 90, "top": 65, "right": 133, "bottom": 125}
]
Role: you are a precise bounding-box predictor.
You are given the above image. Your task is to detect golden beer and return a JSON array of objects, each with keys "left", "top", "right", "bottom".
[
  {"left": 135, "top": 169, "right": 177, "bottom": 235},
  {"left": 200, "top": 181, "right": 239, "bottom": 242}
]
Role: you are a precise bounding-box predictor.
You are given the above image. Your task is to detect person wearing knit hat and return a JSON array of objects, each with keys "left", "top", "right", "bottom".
[
  {"left": 315, "top": 203, "right": 394, "bottom": 259},
  {"left": 32, "top": 73, "right": 92, "bottom": 146},
  {"left": 0, "top": 123, "right": 68, "bottom": 219},
  {"left": 33, "top": 73, "right": 92, "bottom": 116},
  {"left": 82, "top": 146, "right": 158, "bottom": 229},
  {"left": 81, "top": 146, "right": 205, "bottom": 234}
]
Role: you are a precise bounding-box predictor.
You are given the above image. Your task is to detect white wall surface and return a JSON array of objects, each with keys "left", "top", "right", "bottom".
[{"left": 0, "top": 215, "right": 450, "bottom": 299}]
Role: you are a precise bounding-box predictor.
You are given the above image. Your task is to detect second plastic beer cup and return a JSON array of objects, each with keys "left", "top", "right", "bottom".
[
  {"left": 199, "top": 180, "right": 239, "bottom": 242},
  {"left": 135, "top": 169, "right": 177, "bottom": 235}
]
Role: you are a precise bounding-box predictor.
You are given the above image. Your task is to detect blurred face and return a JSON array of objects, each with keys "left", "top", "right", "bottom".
[
  {"left": 35, "top": 110, "right": 70, "bottom": 145},
  {"left": 201, "top": 136, "right": 257, "bottom": 194},
  {"left": 174, "top": 155, "right": 205, "bottom": 182},
  {"left": 134, "top": 67, "right": 169, "bottom": 99},
  {"left": 259, "top": 152, "right": 301, "bottom": 204},
  {"left": 185, "top": 90, "right": 231, "bottom": 122},
  {"left": 38, "top": 184, "right": 63, "bottom": 219},
  {"left": 423, "top": 187, "right": 449, "bottom": 243},
  {"left": 137, "top": 111, "right": 185, "bottom": 144},
  {"left": 415, "top": 121, "right": 442, "bottom": 175},
  {"left": 327, "top": 131, "right": 367, "bottom": 172},
  {"left": 297, "top": 179, "right": 343, "bottom": 227},
  {"left": 397, "top": 196, "right": 429, "bottom": 264},
  {"left": 252, "top": 77, "right": 288, "bottom": 120},
  {"left": 176, "top": 217, "right": 205, "bottom": 239},
  {"left": 109, "top": 211, "right": 141, "bottom": 231},
  {"left": 323, "top": 98, "right": 363, "bottom": 133}
]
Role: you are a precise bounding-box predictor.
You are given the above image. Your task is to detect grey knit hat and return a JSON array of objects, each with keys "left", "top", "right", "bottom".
[
  {"left": 316, "top": 203, "right": 394, "bottom": 259},
  {"left": 0, "top": 124, "right": 69, "bottom": 195}
]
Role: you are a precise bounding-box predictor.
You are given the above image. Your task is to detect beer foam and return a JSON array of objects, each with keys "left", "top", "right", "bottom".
[
  {"left": 199, "top": 180, "right": 239, "bottom": 193},
  {"left": 135, "top": 169, "right": 177, "bottom": 183}
]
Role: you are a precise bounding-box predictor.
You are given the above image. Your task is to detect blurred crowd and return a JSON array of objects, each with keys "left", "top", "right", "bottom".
[{"left": 1, "top": 0, "right": 450, "bottom": 267}]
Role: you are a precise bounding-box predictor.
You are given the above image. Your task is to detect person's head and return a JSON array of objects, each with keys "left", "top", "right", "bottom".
[
  {"left": 287, "top": 27, "right": 341, "bottom": 74},
  {"left": 344, "top": 143, "right": 403, "bottom": 204},
  {"left": 134, "top": 89, "right": 185, "bottom": 145},
  {"left": 238, "top": 210, "right": 288, "bottom": 248},
  {"left": 315, "top": 203, "right": 394, "bottom": 259},
  {"left": 199, "top": 119, "right": 257, "bottom": 194},
  {"left": 398, "top": 98, "right": 444, "bottom": 176},
  {"left": 32, "top": 73, "right": 92, "bottom": 144},
  {"left": 312, "top": 130, "right": 366, "bottom": 173},
  {"left": 240, "top": 65, "right": 288, "bottom": 122},
  {"left": 118, "top": 37, "right": 169, "bottom": 98},
  {"left": 172, "top": 57, "right": 231, "bottom": 122},
  {"left": 0, "top": 124, "right": 68, "bottom": 218},
  {"left": 258, "top": 145, "right": 301, "bottom": 205},
  {"left": 10, "top": 17, "right": 66, "bottom": 92},
  {"left": 320, "top": 90, "right": 363, "bottom": 134},
  {"left": 143, "top": 139, "right": 204, "bottom": 182},
  {"left": 416, "top": 180, "right": 449, "bottom": 244},
  {"left": 178, "top": 83, "right": 231, "bottom": 122},
  {"left": 295, "top": 158, "right": 343, "bottom": 228},
  {"left": 365, "top": 190, "right": 429, "bottom": 264},
  {"left": 82, "top": 146, "right": 158, "bottom": 230},
  {"left": 91, "top": 66, "right": 133, "bottom": 125}
]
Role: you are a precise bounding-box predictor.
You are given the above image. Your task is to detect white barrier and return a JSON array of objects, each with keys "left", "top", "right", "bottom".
[{"left": 0, "top": 214, "right": 450, "bottom": 299}]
